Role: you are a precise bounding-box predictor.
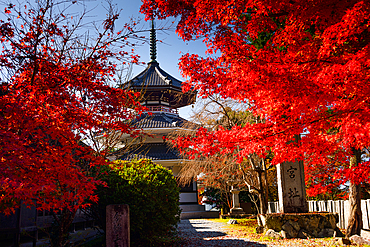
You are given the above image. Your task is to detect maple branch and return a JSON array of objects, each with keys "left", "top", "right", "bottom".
[
  {"left": 242, "top": 10, "right": 289, "bottom": 18},
  {"left": 233, "top": 109, "right": 359, "bottom": 144},
  {"left": 297, "top": 59, "right": 336, "bottom": 65},
  {"left": 238, "top": 162, "right": 259, "bottom": 194}
]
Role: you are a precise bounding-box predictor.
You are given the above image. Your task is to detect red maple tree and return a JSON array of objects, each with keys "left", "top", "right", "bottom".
[
  {"left": 0, "top": 0, "right": 144, "bottom": 216},
  {"left": 141, "top": 0, "right": 370, "bottom": 237}
]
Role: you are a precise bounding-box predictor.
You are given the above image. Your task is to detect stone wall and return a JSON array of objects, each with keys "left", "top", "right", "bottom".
[
  {"left": 268, "top": 199, "right": 370, "bottom": 230},
  {"left": 260, "top": 212, "right": 344, "bottom": 239}
]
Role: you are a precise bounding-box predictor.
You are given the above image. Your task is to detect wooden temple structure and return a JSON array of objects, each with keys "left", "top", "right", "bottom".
[{"left": 115, "top": 21, "right": 218, "bottom": 219}]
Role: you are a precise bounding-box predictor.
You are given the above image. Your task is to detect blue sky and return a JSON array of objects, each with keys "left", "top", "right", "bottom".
[
  {"left": 110, "top": 0, "right": 209, "bottom": 120},
  {"left": 0, "top": 0, "right": 206, "bottom": 119}
]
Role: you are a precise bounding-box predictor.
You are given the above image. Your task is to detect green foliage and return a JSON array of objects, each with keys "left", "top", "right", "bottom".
[
  {"left": 92, "top": 159, "right": 181, "bottom": 246},
  {"left": 242, "top": 13, "right": 286, "bottom": 52},
  {"left": 201, "top": 187, "right": 229, "bottom": 211},
  {"left": 217, "top": 107, "right": 258, "bottom": 129}
]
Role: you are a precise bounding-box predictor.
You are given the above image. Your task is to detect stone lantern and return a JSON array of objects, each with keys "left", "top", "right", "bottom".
[{"left": 227, "top": 179, "right": 244, "bottom": 215}]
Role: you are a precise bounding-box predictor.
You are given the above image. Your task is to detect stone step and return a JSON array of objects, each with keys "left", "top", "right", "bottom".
[
  {"left": 180, "top": 210, "right": 219, "bottom": 219},
  {"left": 180, "top": 204, "right": 205, "bottom": 212}
]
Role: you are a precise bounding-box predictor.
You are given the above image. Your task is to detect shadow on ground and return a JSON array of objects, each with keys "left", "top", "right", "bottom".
[{"left": 178, "top": 219, "right": 267, "bottom": 247}]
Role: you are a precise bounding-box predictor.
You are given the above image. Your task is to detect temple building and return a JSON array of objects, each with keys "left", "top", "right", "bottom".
[{"left": 114, "top": 21, "right": 218, "bottom": 219}]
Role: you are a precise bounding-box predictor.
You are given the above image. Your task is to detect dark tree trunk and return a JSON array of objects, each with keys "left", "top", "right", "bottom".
[
  {"left": 258, "top": 191, "right": 268, "bottom": 215},
  {"left": 346, "top": 182, "right": 362, "bottom": 238},
  {"left": 51, "top": 208, "right": 76, "bottom": 247},
  {"left": 257, "top": 166, "right": 269, "bottom": 214},
  {"left": 346, "top": 148, "right": 363, "bottom": 238}
]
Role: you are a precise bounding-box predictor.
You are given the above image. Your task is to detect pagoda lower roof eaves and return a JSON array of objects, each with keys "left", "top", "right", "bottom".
[
  {"left": 118, "top": 143, "right": 182, "bottom": 161},
  {"left": 130, "top": 112, "right": 196, "bottom": 129}
]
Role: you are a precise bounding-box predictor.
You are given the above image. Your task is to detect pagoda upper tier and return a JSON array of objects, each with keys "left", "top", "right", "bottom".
[
  {"left": 126, "top": 61, "right": 196, "bottom": 109},
  {"left": 125, "top": 20, "right": 196, "bottom": 110}
]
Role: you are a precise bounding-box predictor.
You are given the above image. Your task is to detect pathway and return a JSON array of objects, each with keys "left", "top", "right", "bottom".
[
  {"left": 178, "top": 219, "right": 267, "bottom": 247},
  {"left": 178, "top": 219, "right": 342, "bottom": 247}
]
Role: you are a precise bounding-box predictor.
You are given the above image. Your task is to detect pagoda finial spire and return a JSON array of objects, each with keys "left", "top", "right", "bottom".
[{"left": 150, "top": 19, "right": 157, "bottom": 63}]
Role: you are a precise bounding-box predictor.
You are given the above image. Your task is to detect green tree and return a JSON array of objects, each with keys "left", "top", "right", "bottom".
[{"left": 88, "top": 159, "right": 180, "bottom": 247}]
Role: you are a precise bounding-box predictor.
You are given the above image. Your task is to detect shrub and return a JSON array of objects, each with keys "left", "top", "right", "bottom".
[{"left": 91, "top": 159, "right": 180, "bottom": 246}]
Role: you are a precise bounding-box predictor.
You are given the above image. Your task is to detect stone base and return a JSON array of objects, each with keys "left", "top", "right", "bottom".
[
  {"left": 259, "top": 212, "right": 344, "bottom": 239},
  {"left": 180, "top": 204, "right": 219, "bottom": 219},
  {"left": 180, "top": 210, "right": 219, "bottom": 219},
  {"left": 220, "top": 214, "right": 255, "bottom": 219},
  {"left": 180, "top": 204, "right": 205, "bottom": 212},
  {"left": 229, "top": 208, "right": 244, "bottom": 216}
]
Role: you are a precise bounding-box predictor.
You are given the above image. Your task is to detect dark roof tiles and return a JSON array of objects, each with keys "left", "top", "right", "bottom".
[
  {"left": 131, "top": 112, "right": 193, "bottom": 129},
  {"left": 128, "top": 62, "right": 183, "bottom": 90},
  {"left": 118, "top": 143, "right": 181, "bottom": 161}
]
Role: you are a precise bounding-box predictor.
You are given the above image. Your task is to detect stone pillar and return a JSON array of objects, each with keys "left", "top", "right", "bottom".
[
  {"left": 229, "top": 186, "right": 244, "bottom": 215},
  {"left": 106, "top": 204, "right": 130, "bottom": 247},
  {"left": 231, "top": 188, "right": 240, "bottom": 208},
  {"left": 277, "top": 160, "right": 308, "bottom": 213}
]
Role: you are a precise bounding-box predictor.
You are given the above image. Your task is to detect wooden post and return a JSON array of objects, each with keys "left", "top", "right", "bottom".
[{"left": 106, "top": 204, "right": 130, "bottom": 247}]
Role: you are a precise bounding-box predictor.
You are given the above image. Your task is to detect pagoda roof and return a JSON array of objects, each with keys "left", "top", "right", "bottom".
[
  {"left": 126, "top": 20, "right": 183, "bottom": 92},
  {"left": 118, "top": 143, "right": 181, "bottom": 161},
  {"left": 123, "top": 20, "right": 196, "bottom": 109},
  {"left": 126, "top": 61, "right": 183, "bottom": 92},
  {"left": 131, "top": 112, "right": 196, "bottom": 129}
]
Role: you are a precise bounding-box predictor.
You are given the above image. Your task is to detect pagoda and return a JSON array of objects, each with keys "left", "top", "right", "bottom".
[{"left": 115, "top": 21, "right": 218, "bottom": 218}]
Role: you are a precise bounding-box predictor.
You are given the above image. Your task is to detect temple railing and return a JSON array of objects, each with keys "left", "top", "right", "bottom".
[{"left": 144, "top": 105, "right": 178, "bottom": 114}]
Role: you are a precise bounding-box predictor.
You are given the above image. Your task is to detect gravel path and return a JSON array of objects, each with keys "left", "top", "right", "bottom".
[
  {"left": 177, "top": 219, "right": 341, "bottom": 247},
  {"left": 178, "top": 219, "right": 268, "bottom": 247}
]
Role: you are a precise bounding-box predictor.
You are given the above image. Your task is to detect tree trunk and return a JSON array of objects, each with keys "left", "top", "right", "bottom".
[
  {"left": 258, "top": 192, "right": 268, "bottom": 215},
  {"left": 346, "top": 182, "right": 362, "bottom": 238},
  {"left": 51, "top": 208, "right": 76, "bottom": 247},
  {"left": 346, "top": 148, "right": 363, "bottom": 238},
  {"left": 257, "top": 169, "right": 269, "bottom": 214}
]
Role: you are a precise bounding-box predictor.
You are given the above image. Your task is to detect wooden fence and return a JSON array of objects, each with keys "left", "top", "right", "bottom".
[
  {"left": 268, "top": 199, "right": 370, "bottom": 230},
  {"left": 0, "top": 205, "right": 92, "bottom": 247}
]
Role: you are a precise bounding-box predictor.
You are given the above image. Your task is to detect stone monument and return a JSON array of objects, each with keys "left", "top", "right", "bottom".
[
  {"left": 277, "top": 135, "right": 308, "bottom": 213},
  {"left": 277, "top": 159, "right": 308, "bottom": 213},
  {"left": 106, "top": 204, "right": 130, "bottom": 247},
  {"left": 259, "top": 136, "right": 341, "bottom": 239}
]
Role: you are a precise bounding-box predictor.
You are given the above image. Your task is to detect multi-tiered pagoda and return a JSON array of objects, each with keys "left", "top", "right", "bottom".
[{"left": 116, "top": 21, "right": 218, "bottom": 218}]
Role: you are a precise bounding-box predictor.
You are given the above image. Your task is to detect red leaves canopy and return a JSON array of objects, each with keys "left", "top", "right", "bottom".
[
  {"left": 141, "top": 0, "right": 370, "bottom": 189},
  {"left": 0, "top": 2, "right": 143, "bottom": 214}
]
